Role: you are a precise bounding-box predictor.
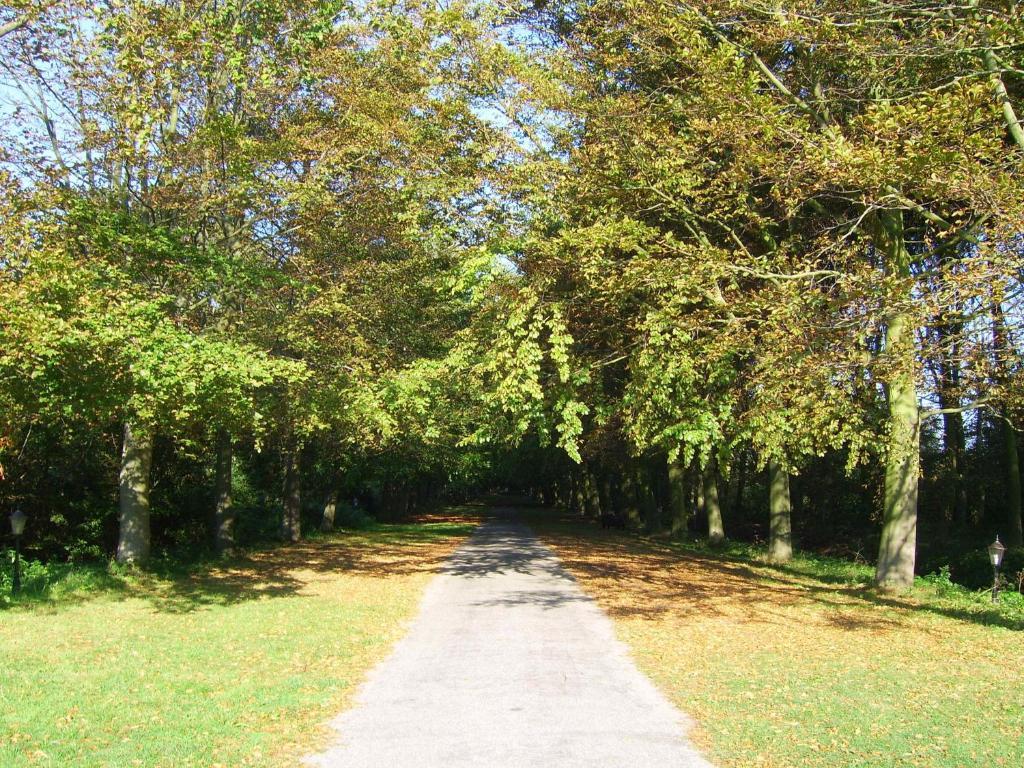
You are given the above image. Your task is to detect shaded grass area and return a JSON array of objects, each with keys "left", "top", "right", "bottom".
[
  {"left": 527, "top": 511, "right": 1024, "bottom": 768},
  {"left": 0, "top": 511, "right": 479, "bottom": 767}
]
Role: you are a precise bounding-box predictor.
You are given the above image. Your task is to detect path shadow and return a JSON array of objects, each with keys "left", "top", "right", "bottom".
[
  {"left": 440, "top": 521, "right": 565, "bottom": 580},
  {"left": 470, "top": 589, "right": 591, "bottom": 610}
]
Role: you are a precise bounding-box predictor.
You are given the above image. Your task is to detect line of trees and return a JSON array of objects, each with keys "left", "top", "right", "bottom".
[
  {"left": 0, "top": 0, "right": 503, "bottom": 563},
  {"left": 465, "top": 1, "right": 1024, "bottom": 590},
  {"left": 1, "top": 1, "right": 1022, "bottom": 592}
]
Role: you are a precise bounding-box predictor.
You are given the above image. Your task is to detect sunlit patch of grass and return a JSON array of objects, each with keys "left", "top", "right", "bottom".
[
  {"left": 0, "top": 512, "right": 478, "bottom": 767},
  {"left": 529, "top": 512, "right": 1024, "bottom": 768}
]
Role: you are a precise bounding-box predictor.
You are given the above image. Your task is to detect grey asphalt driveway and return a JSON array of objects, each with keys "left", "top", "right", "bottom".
[{"left": 304, "top": 513, "right": 714, "bottom": 767}]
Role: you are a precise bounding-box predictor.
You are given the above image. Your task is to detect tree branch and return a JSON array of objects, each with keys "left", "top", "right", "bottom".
[
  {"left": 0, "top": 13, "right": 31, "bottom": 40},
  {"left": 920, "top": 396, "right": 992, "bottom": 419}
]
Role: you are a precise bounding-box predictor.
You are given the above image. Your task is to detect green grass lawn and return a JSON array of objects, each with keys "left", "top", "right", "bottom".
[
  {"left": 0, "top": 515, "right": 477, "bottom": 767},
  {"left": 530, "top": 512, "right": 1024, "bottom": 768}
]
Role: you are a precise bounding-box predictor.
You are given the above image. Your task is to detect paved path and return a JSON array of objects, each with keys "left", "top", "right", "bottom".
[{"left": 305, "top": 514, "right": 713, "bottom": 768}]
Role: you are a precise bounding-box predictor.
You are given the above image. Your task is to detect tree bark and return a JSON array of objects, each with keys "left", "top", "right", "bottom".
[
  {"left": 667, "top": 456, "right": 688, "bottom": 535},
  {"left": 874, "top": 209, "right": 920, "bottom": 591},
  {"left": 583, "top": 467, "right": 602, "bottom": 517},
  {"left": 703, "top": 458, "right": 724, "bottom": 543},
  {"left": 281, "top": 445, "right": 302, "bottom": 542},
  {"left": 117, "top": 421, "right": 153, "bottom": 564},
  {"left": 768, "top": 458, "right": 793, "bottom": 563},
  {"left": 214, "top": 429, "right": 234, "bottom": 555}
]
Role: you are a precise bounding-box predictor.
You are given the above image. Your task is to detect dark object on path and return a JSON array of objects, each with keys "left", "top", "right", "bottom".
[{"left": 600, "top": 513, "right": 627, "bottom": 530}]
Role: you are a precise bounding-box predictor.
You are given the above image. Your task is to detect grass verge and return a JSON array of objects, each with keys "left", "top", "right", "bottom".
[
  {"left": 529, "top": 512, "right": 1024, "bottom": 768},
  {"left": 0, "top": 512, "right": 478, "bottom": 767}
]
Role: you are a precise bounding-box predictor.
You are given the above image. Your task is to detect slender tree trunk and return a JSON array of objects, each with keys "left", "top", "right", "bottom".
[
  {"left": 214, "top": 429, "right": 234, "bottom": 555},
  {"left": 117, "top": 421, "right": 153, "bottom": 564},
  {"left": 572, "top": 470, "right": 587, "bottom": 516},
  {"left": 598, "top": 473, "right": 614, "bottom": 518},
  {"left": 321, "top": 489, "right": 338, "bottom": 533},
  {"left": 731, "top": 447, "right": 749, "bottom": 518},
  {"left": 621, "top": 469, "right": 640, "bottom": 524},
  {"left": 768, "top": 459, "right": 793, "bottom": 563},
  {"left": 936, "top": 336, "right": 968, "bottom": 527},
  {"left": 667, "top": 457, "right": 688, "bottom": 535},
  {"left": 942, "top": 407, "right": 968, "bottom": 527},
  {"left": 583, "top": 467, "right": 602, "bottom": 517},
  {"left": 281, "top": 445, "right": 302, "bottom": 542},
  {"left": 874, "top": 209, "right": 920, "bottom": 591},
  {"left": 696, "top": 462, "right": 706, "bottom": 520},
  {"left": 703, "top": 458, "right": 724, "bottom": 543},
  {"left": 637, "top": 464, "right": 661, "bottom": 533},
  {"left": 1006, "top": 425, "right": 1023, "bottom": 547}
]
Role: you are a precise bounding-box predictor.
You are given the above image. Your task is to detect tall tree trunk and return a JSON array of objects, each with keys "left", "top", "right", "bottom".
[
  {"left": 621, "top": 469, "right": 640, "bottom": 524},
  {"left": 1006, "top": 425, "right": 1023, "bottom": 547},
  {"left": 703, "top": 458, "right": 724, "bottom": 543},
  {"left": 942, "top": 407, "right": 968, "bottom": 527},
  {"left": 281, "top": 444, "right": 302, "bottom": 542},
  {"left": 572, "top": 470, "right": 587, "bottom": 516},
  {"left": 667, "top": 456, "right": 688, "bottom": 535},
  {"left": 598, "top": 473, "right": 614, "bottom": 518},
  {"left": 583, "top": 467, "right": 602, "bottom": 517},
  {"left": 768, "top": 459, "right": 793, "bottom": 563},
  {"left": 117, "top": 421, "right": 153, "bottom": 564},
  {"left": 731, "top": 447, "right": 749, "bottom": 518},
  {"left": 321, "top": 489, "right": 338, "bottom": 533},
  {"left": 874, "top": 209, "right": 920, "bottom": 591},
  {"left": 696, "top": 461, "right": 706, "bottom": 520},
  {"left": 214, "top": 429, "right": 234, "bottom": 555},
  {"left": 936, "top": 331, "right": 968, "bottom": 527}
]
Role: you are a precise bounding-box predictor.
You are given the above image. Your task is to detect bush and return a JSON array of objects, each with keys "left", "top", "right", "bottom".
[
  {"left": 942, "top": 547, "right": 1024, "bottom": 591},
  {"left": 331, "top": 502, "right": 376, "bottom": 530},
  {"left": 0, "top": 550, "right": 127, "bottom": 603}
]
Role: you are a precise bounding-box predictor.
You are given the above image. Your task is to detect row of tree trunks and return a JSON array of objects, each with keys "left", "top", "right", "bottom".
[
  {"left": 562, "top": 452, "right": 795, "bottom": 561},
  {"left": 993, "top": 295, "right": 1024, "bottom": 547}
]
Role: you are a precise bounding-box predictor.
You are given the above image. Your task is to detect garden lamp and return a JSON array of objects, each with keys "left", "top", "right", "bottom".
[
  {"left": 988, "top": 536, "right": 1006, "bottom": 603},
  {"left": 9, "top": 508, "right": 26, "bottom": 596}
]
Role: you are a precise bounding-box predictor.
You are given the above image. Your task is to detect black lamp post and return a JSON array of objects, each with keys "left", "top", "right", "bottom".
[
  {"left": 9, "top": 509, "right": 26, "bottom": 596},
  {"left": 988, "top": 536, "right": 1006, "bottom": 604}
]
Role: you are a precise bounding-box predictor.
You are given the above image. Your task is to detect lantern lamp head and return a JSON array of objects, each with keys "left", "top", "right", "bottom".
[
  {"left": 9, "top": 509, "right": 27, "bottom": 537},
  {"left": 988, "top": 536, "right": 1006, "bottom": 568}
]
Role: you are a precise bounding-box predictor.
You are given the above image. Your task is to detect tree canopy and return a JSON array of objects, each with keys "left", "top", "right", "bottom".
[{"left": 1, "top": 0, "right": 1022, "bottom": 590}]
